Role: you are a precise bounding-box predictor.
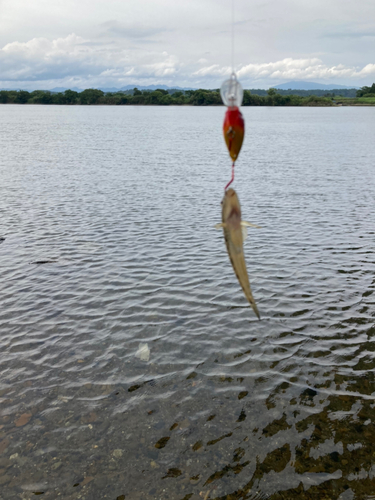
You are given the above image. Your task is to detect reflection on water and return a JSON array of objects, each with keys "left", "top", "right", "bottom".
[{"left": 0, "top": 105, "right": 375, "bottom": 499}]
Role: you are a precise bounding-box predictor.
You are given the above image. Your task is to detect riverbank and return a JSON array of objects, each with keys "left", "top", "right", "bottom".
[{"left": 334, "top": 96, "right": 375, "bottom": 106}]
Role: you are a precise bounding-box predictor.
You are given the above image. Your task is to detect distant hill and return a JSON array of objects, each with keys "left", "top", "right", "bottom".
[
  {"left": 0, "top": 88, "right": 24, "bottom": 91},
  {"left": 120, "top": 84, "right": 195, "bottom": 91},
  {"left": 49, "top": 84, "right": 195, "bottom": 93},
  {"left": 50, "top": 87, "right": 84, "bottom": 93},
  {"left": 274, "top": 81, "right": 359, "bottom": 90},
  {"left": 1, "top": 85, "right": 196, "bottom": 93}
]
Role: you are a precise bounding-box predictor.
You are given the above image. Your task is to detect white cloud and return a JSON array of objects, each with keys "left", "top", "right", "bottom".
[
  {"left": 146, "top": 54, "right": 179, "bottom": 76},
  {"left": 2, "top": 34, "right": 88, "bottom": 58},
  {"left": 0, "top": 34, "right": 180, "bottom": 86},
  {"left": 0, "top": 34, "right": 102, "bottom": 81},
  {"left": 1, "top": 0, "right": 375, "bottom": 89},
  {"left": 194, "top": 64, "right": 230, "bottom": 77},
  {"left": 0, "top": 33, "right": 374, "bottom": 89},
  {"left": 361, "top": 63, "right": 375, "bottom": 75},
  {"left": 196, "top": 58, "right": 375, "bottom": 83}
]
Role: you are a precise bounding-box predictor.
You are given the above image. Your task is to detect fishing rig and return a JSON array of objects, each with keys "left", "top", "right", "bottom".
[
  {"left": 216, "top": 3, "right": 261, "bottom": 319},
  {"left": 220, "top": 0, "right": 245, "bottom": 188},
  {"left": 220, "top": 73, "right": 244, "bottom": 190}
]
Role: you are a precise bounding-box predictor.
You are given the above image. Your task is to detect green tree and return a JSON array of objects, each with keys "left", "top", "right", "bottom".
[
  {"left": 79, "top": 89, "right": 104, "bottom": 105},
  {"left": 155, "top": 88, "right": 168, "bottom": 95},
  {"left": 273, "top": 93, "right": 285, "bottom": 106},
  {"left": 5, "top": 91, "right": 18, "bottom": 103},
  {"left": 242, "top": 90, "right": 252, "bottom": 105},
  {"left": 52, "top": 92, "right": 67, "bottom": 104},
  {"left": 189, "top": 89, "right": 221, "bottom": 105},
  {"left": 64, "top": 90, "right": 79, "bottom": 104},
  {"left": 160, "top": 93, "right": 173, "bottom": 105},
  {"left": 0, "top": 91, "right": 9, "bottom": 103},
  {"left": 288, "top": 95, "right": 303, "bottom": 106},
  {"left": 102, "top": 93, "right": 122, "bottom": 105},
  {"left": 117, "top": 95, "right": 129, "bottom": 105},
  {"left": 147, "top": 90, "right": 163, "bottom": 104},
  {"left": 40, "top": 92, "right": 53, "bottom": 104},
  {"left": 243, "top": 92, "right": 264, "bottom": 106},
  {"left": 356, "top": 84, "right": 375, "bottom": 97},
  {"left": 171, "top": 92, "right": 186, "bottom": 105},
  {"left": 15, "top": 90, "right": 30, "bottom": 104},
  {"left": 28, "top": 90, "right": 53, "bottom": 104},
  {"left": 131, "top": 94, "right": 146, "bottom": 104},
  {"left": 304, "top": 95, "right": 333, "bottom": 106}
]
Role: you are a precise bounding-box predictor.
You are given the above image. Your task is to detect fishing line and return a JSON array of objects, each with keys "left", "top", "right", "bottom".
[
  {"left": 221, "top": 0, "right": 244, "bottom": 191},
  {"left": 231, "top": 0, "right": 235, "bottom": 72},
  {"left": 224, "top": 161, "right": 235, "bottom": 191},
  {"left": 225, "top": 0, "right": 236, "bottom": 191}
]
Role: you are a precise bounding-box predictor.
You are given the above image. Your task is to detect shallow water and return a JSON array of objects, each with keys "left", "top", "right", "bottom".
[{"left": 0, "top": 104, "right": 375, "bottom": 500}]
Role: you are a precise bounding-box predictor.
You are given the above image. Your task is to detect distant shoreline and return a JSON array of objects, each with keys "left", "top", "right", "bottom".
[
  {"left": 1, "top": 88, "right": 374, "bottom": 107},
  {"left": 1, "top": 102, "right": 374, "bottom": 107}
]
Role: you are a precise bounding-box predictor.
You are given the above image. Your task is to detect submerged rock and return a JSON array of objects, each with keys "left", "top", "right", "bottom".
[{"left": 15, "top": 413, "right": 32, "bottom": 427}]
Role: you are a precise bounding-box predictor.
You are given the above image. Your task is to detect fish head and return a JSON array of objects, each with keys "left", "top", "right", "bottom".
[{"left": 222, "top": 188, "right": 241, "bottom": 222}]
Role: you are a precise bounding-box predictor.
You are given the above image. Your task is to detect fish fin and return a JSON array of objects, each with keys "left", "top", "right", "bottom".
[
  {"left": 241, "top": 225, "right": 248, "bottom": 241},
  {"left": 214, "top": 223, "right": 226, "bottom": 229},
  {"left": 241, "top": 221, "right": 261, "bottom": 229}
]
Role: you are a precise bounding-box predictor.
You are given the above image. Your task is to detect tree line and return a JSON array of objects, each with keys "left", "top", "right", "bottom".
[
  {"left": 0, "top": 85, "right": 373, "bottom": 106},
  {"left": 356, "top": 83, "right": 375, "bottom": 97},
  {"left": 249, "top": 88, "right": 358, "bottom": 98}
]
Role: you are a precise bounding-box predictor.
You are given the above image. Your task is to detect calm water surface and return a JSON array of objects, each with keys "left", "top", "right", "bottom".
[{"left": 0, "top": 105, "right": 375, "bottom": 500}]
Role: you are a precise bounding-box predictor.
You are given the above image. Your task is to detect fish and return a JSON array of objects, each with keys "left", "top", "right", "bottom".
[{"left": 215, "top": 188, "right": 261, "bottom": 319}]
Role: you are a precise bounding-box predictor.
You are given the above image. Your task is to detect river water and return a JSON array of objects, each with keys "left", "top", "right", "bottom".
[{"left": 0, "top": 105, "right": 375, "bottom": 500}]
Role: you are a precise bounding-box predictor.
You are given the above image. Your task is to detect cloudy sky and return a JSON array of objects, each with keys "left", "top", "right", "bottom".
[{"left": 1, "top": 0, "right": 375, "bottom": 90}]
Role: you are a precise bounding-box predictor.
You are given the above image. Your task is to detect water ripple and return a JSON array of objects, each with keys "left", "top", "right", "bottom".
[{"left": 0, "top": 106, "right": 375, "bottom": 499}]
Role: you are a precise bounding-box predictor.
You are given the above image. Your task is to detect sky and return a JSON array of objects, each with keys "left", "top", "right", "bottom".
[{"left": 1, "top": 0, "right": 375, "bottom": 90}]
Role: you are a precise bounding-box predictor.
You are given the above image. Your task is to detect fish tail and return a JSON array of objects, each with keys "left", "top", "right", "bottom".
[
  {"left": 241, "top": 277, "right": 260, "bottom": 320},
  {"left": 228, "top": 245, "right": 260, "bottom": 320},
  {"left": 249, "top": 296, "right": 261, "bottom": 320}
]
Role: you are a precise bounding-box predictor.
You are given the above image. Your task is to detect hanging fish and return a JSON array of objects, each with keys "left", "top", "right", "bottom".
[{"left": 215, "top": 188, "right": 261, "bottom": 319}]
